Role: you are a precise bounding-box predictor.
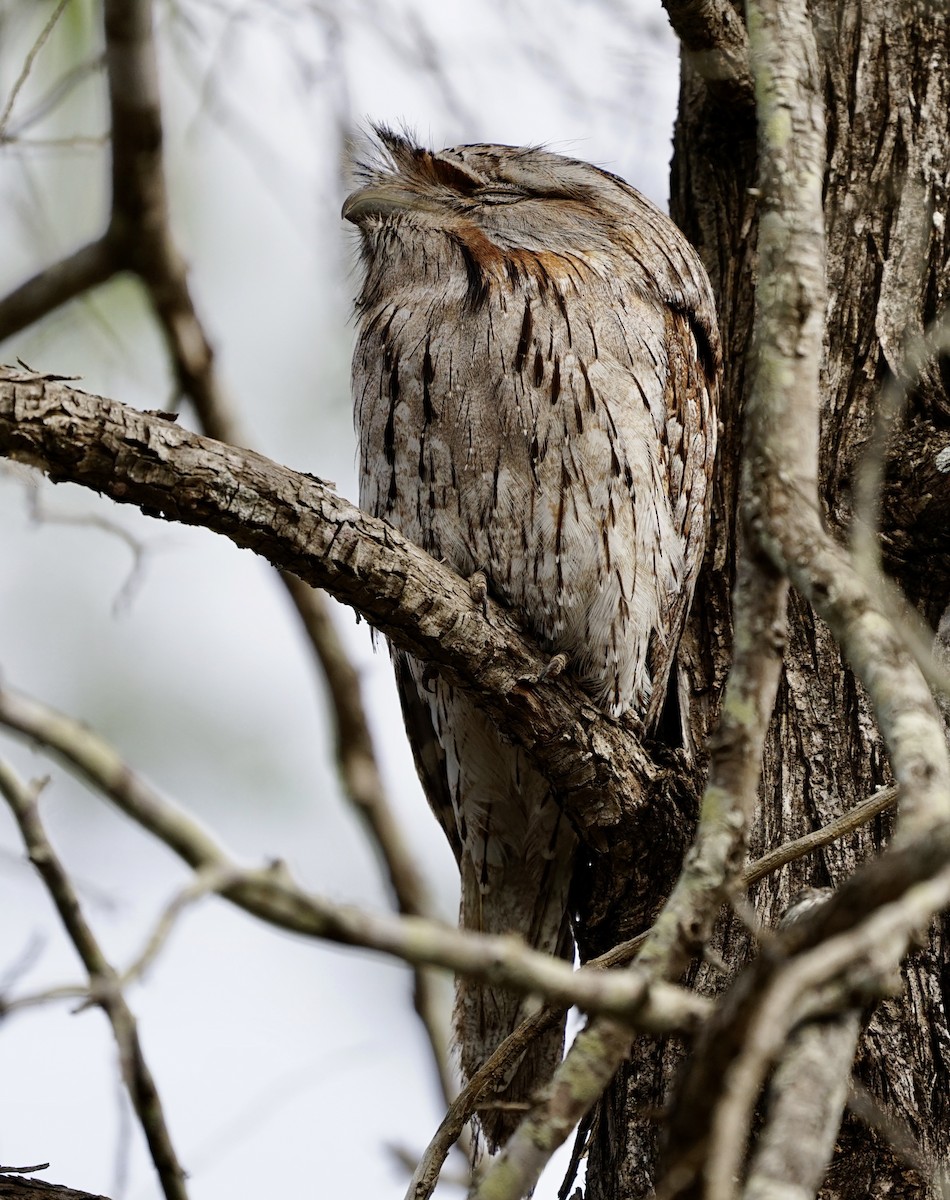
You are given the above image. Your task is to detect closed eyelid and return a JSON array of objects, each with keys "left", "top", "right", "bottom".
[
  {"left": 476, "top": 186, "right": 528, "bottom": 203},
  {"left": 428, "top": 156, "right": 483, "bottom": 193}
]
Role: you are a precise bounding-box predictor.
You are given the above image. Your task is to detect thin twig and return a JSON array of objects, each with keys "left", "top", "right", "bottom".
[
  {"left": 406, "top": 1006, "right": 562, "bottom": 1200},
  {"left": 0, "top": 238, "right": 117, "bottom": 342},
  {"left": 740, "top": 786, "right": 898, "bottom": 888},
  {"left": 119, "top": 865, "right": 245, "bottom": 987},
  {"left": 0, "top": 682, "right": 706, "bottom": 1030},
  {"left": 0, "top": 0, "right": 72, "bottom": 138},
  {"left": 0, "top": 759, "right": 189, "bottom": 1200}
]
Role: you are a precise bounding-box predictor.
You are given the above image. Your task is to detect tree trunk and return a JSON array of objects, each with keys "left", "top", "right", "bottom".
[{"left": 583, "top": 2, "right": 950, "bottom": 1197}]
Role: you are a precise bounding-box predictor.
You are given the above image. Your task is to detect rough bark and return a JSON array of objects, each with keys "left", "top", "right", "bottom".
[
  {"left": 0, "top": 1179, "right": 109, "bottom": 1200},
  {"left": 0, "top": 370, "right": 662, "bottom": 849},
  {"left": 584, "top": 2, "right": 950, "bottom": 1198}
]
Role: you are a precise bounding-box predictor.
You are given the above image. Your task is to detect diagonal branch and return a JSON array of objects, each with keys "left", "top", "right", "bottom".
[
  {"left": 410, "top": 779, "right": 905, "bottom": 1198},
  {"left": 0, "top": 683, "right": 705, "bottom": 1031},
  {"left": 0, "top": 369, "right": 657, "bottom": 839},
  {"left": 0, "top": 239, "right": 118, "bottom": 339}
]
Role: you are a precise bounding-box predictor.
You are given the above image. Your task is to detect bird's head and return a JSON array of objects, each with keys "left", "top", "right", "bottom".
[{"left": 343, "top": 125, "right": 719, "bottom": 371}]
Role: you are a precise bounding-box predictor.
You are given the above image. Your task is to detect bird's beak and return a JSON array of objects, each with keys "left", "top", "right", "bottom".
[{"left": 342, "top": 183, "right": 436, "bottom": 224}]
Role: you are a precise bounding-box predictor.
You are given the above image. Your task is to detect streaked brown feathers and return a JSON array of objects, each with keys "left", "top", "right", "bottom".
[{"left": 345, "top": 126, "right": 719, "bottom": 1149}]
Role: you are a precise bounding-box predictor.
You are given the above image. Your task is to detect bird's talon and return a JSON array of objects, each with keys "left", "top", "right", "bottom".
[
  {"left": 517, "top": 654, "right": 569, "bottom": 688},
  {"left": 468, "top": 570, "right": 489, "bottom": 614},
  {"left": 538, "top": 653, "right": 568, "bottom": 681}
]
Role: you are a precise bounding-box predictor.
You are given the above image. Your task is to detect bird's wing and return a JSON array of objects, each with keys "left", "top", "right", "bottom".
[{"left": 392, "top": 651, "right": 463, "bottom": 864}]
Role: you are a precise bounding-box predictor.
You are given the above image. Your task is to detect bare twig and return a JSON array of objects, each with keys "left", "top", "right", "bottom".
[
  {"left": 0, "top": 0, "right": 72, "bottom": 138},
  {"left": 0, "top": 239, "right": 117, "bottom": 340},
  {"left": 846, "top": 1080, "right": 932, "bottom": 1177},
  {"left": 406, "top": 1005, "right": 561, "bottom": 1200},
  {"left": 740, "top": 786, "right": 898, "bottom": 888},
  {"left": 0, "top": 682, "right": 706, "bottom": 1030},
  {"left": 119, "top": 865, "right": 245, "bottom": 986},
  {"left": 101, "top": 0, "right": 241, "bottom": 439},
  {"left": 279, "top": 573, "right": 436, "bottom": 923},
  {"left": 1, "top": 53, "right": 105, "bottom": 141},
  {"left": 0, "top": 760, "right": 189, "bottom": 1200},
  {"left": 24, "top": 484, "right": 148, "bottom": 613}
]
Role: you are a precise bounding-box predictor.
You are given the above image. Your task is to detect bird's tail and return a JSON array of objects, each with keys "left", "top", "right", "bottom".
[{"left": 456, "top": 785, "right": 575, "bottom": 1150}]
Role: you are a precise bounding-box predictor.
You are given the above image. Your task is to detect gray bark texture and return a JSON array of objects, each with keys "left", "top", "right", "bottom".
[{"left": 583, "top": 2, "right": 950, "bottom": 1197}]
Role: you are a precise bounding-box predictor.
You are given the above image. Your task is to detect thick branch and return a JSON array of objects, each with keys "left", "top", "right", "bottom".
[
  {"left": 662, "top": 0, "right": 754, "bottom": 107},
  {"left": 0, "top": 369, "right": 656, "bottom": 840},
  {"left": 0, "top": 239, "right": 117, "bottom": 341},
  {"left": 0, "top": 1180, "right": 110, "bottom": 1200},
  {"left": 743, "top": 992, "right": 861, "bottom": 1198}
]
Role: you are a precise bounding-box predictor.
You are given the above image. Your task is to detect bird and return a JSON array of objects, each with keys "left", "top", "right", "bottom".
[{"left": 343, "top": 126, "right": 720, "bottom": 1148}]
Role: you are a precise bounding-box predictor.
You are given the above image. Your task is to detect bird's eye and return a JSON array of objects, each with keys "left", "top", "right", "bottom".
[{"left": 477, "top": 186, "right": 527, "bottom": 205}]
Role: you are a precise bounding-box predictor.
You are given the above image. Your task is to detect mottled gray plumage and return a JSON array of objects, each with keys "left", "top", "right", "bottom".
[{"left": 344, "top": 127, "right": 719, "bottom": 1147}]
